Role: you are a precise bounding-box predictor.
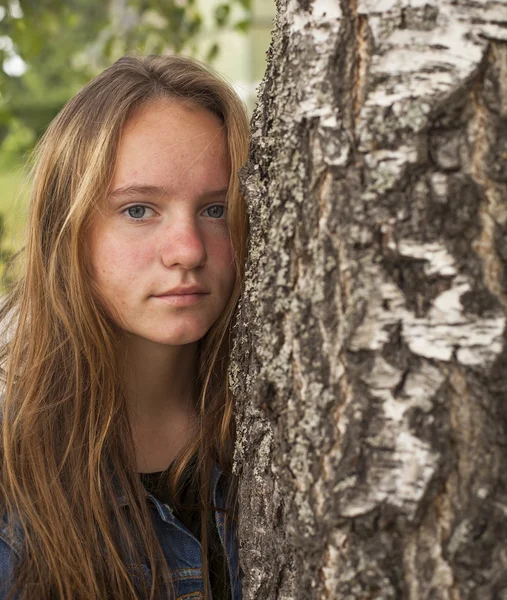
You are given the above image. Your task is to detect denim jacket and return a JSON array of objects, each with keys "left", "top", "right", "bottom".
[{"left": 0, "top": 463, "right": 242, "bottom": 600}]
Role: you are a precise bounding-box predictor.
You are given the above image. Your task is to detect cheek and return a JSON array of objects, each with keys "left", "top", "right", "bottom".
[
  {"left": 87, "top": 227, "right": 152, "bottom": 290},
  {"left": 208, "top": 236, "right": 235, "bottom": 278}
]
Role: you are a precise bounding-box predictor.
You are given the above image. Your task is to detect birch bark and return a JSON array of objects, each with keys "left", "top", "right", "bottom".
[{"left": 231, "top": 0, "right": 507, "bottom": 598}]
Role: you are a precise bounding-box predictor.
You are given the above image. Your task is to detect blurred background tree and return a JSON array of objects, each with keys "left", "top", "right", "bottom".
[{"left": 0, "top": 0, "right": 274, "bottom": 286}]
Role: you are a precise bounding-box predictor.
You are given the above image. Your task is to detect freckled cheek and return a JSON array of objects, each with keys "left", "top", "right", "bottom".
[
  {"left": 90, "top": 233, "right": 154, "bottom": 288},
  {"left": 207, "top": 237, "right": 236, "bottom": 303},
  {"left": 207, "top": 236, "right": 234, "bottom": 271}
]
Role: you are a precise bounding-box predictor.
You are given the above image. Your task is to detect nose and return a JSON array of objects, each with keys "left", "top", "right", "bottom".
[{"left": 160, "top": 217, "right": 207, "bottom": 270}]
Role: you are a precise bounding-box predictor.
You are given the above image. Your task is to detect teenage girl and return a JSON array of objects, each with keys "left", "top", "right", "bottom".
[{"left": 0, "top": 54, "right": 249, "bottom": 599}]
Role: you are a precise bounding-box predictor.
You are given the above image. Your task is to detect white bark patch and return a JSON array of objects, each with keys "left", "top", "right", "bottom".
[
  {"left": 361, "top": 358, "right": 444, "bottom": 413},
  {"left": 286, "top": 0, "right": 342, "bottom": 37},
  {"left": 385, "top": 21, "right": 484, "bottom": 72},
  {"left": 358, "top": 0, "right": 408, "bottom": 12},
  {"left": 351, "top": 241, "right": 506, "bottom": 366},
  {"left": 284, "top": 0, "right": 342, "bottom": 123},
  {"left": 339, "top": 429, "right": 438, "bottom": 518},
  {"left": 312, "top": 0, "right": 342, "bottom": 19},
  {"left": 397, "top": 240, "right": 457, "bottom": 277},
  {"left": 404, "top": 276, "right": 505, "bottom": 364},
  {"left": 429, "top": 172, "right": 449, "bottom": 199},
  {"left": 351, "top": 276, "right": 405, "bottom": 351},
  {"left": 337, "top": 358, "right": 445, "bottom": 518},
  {"left": 322, "top": 531, "right": 348, "bottom": 594},
  {"left": 356, "top": 0, "right": 507, "bottom": 196},
  {"left": 253, "top": 430, "right": 274, "bottom": 485},
  {"left": 361, "top": 356, "right": 402, "bottom": 391},
  {"left": 403, "top": 363, "right": 446, "bottom": 410},
  {"left": 392, "top": 431, "right": 439, "bottom": 504}
]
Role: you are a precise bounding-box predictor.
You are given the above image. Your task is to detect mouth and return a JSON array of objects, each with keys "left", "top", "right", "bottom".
[
  {"left": 151, "top": 291, "right": 210, "bottom": 306},
  {"left": 154, "top": 286, "right": 209, "bottom": 296}
]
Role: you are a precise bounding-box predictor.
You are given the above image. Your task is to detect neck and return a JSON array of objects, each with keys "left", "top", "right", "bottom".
[
  {"left": 118, "top": 334, "right": 199, "bottom": 420},
  {"left": 117, "top": 335, "right": 200, "bottom": 472}
]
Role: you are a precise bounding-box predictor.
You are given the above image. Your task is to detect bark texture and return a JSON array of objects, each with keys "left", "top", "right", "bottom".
[{"left": 231, "top": 0, "right": 507, "bottom": 598}]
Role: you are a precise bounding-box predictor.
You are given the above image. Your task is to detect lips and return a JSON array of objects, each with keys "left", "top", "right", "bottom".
[
  {"left": 151, "top": 287, "right": 210, "bottom": 307},
  {"left": 153, "top": 285, "right": 209, "bottom": 297}
]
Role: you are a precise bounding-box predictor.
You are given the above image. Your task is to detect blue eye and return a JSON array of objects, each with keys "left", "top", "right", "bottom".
[
  {"left": 128, "top": 206, "right": 146, "bottom": 219},
  {"left": 205, "top": 205, "right": 225, "bottom": 219},
  {"left": 124, "top": 205, "right": 155, "bottom": 220}
]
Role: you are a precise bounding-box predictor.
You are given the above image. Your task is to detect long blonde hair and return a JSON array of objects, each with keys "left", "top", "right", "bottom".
[{"left": 0, "top": 54, "right": 249, "bottom": 599}]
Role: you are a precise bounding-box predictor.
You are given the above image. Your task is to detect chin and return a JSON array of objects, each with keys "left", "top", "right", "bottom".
[{"left": 148, "top": 324, "right": 213, "bottom": 347}]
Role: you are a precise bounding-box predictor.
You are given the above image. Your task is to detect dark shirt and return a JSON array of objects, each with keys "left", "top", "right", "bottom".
[{"left": 140, "top": 460, "right": 231, "bottom": 600}]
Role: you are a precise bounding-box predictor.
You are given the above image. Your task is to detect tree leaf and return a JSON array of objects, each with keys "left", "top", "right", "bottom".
[{"left": 214, "top": 3, "right": 230, "bottom": 28}]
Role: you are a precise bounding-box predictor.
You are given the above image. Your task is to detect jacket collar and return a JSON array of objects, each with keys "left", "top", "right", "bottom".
[{"left": 115, "top": 461, "right": 223, "bottom": 508}]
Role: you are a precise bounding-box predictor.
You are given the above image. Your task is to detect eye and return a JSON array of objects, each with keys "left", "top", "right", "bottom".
[
  {"left": 123, "top": 205, "right": 154, "bottom": 220},
  {"left": 203, "top": 205, "right": 225, "bottom": 219}
]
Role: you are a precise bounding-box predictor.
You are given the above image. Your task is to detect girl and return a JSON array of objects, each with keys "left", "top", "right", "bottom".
[{"left": 0, "top": 54, "right": 249, "bottom": 599}]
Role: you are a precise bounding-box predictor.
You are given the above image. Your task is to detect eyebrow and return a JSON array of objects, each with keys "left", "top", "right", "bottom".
[{"left": 108, "top": 184, "right": 229, "bottom": 201}]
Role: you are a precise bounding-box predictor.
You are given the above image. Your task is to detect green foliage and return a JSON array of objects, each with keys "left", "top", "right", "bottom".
[
  {"left": 0, "top": 169, "right": 28, "bottom": 247},
  {"left": 0, "top": 117, "right": 34, "bottom": 168},
  {"left": 233, "top": 18, "right": 250, "bottom": 33},
  {"left": 214, "top": 3, "right": 231, "bottom": 27},
  {"left": 206, "top": 42, "right": 220, "bottom": 63},
  {"left": 0, "top": 0, "right": 253, "bottom": 163},
  {"left": 0, "top": 212, "right": 15, "bottom": 289},
  {"left": 0, "top": 168, "right": 27, "bottom": 290}
]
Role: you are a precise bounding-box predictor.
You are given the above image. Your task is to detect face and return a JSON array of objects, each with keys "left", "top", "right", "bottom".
[{"left": 86, "top": 98, "right": 235, "bottom": 346}]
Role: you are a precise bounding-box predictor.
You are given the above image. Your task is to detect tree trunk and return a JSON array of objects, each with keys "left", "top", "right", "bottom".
[{"left": 231, "top": 0, "right": 507, "bottom": 598}]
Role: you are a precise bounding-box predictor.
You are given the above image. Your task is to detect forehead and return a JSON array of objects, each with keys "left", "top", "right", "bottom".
[{"left": 111, "top": 98, "right": 230, "bottom": 194}]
